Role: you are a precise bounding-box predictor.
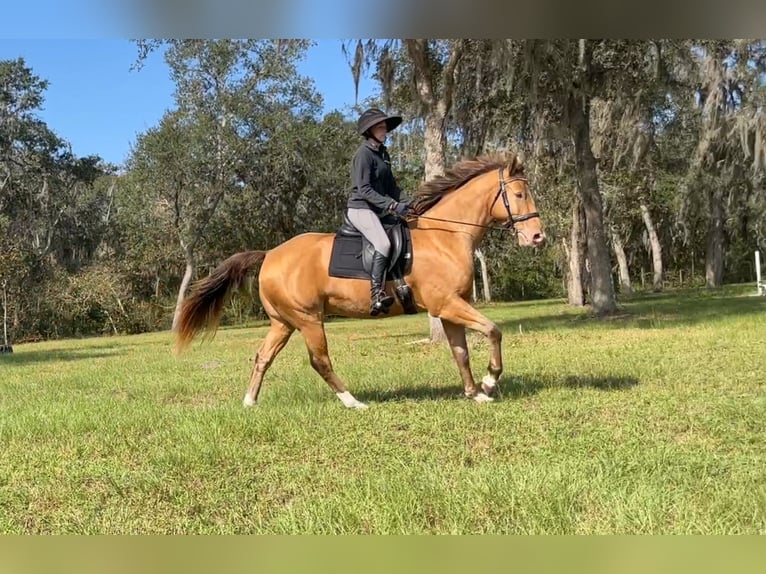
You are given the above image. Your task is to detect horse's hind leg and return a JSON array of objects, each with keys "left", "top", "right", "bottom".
[
  {"left": 243, "top": 319, "right": 295, "bottom": 407},
  {"left": 299, "top": 320, "right": 367, "bottom": 410}
]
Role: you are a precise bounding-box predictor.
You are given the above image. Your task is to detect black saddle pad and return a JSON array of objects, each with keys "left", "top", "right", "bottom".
[{"left": 328, "top": 235, "right": 370, "bottom": 279}]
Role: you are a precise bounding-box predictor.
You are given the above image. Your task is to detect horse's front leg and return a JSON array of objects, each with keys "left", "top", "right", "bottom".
[
  {"left": 438, "top": 297, "right": 503, "bottom": 398},
  {"left": 440, "top": 319, "right": 493, "bottom": 402}
]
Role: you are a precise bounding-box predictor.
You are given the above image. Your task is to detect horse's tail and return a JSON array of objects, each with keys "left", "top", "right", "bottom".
[{"left": 174, "top": 250, "right": 268, "bottom": 355}]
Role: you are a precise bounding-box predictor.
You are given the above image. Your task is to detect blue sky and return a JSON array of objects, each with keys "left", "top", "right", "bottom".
[{"left": 0, "top": 39, "right": 378, "bottom": 166}]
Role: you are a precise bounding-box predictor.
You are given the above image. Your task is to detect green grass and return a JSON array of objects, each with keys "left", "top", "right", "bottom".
[{"left": 1, "top": 284, "right": 765, "bottom": 534}]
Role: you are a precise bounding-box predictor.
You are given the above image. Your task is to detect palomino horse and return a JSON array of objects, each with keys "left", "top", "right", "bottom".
[{"left": 175, "top": 154, "right": 545, "bottom": 409}]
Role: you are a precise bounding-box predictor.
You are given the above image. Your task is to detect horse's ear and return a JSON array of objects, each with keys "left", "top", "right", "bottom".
[{"left": 509, "top": 154, "right": 524, "bottom": 175}]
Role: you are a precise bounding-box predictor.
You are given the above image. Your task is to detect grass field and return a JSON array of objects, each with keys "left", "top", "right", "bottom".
[{"left": 1, "top": 284, "right": 765, "bottom": 534}]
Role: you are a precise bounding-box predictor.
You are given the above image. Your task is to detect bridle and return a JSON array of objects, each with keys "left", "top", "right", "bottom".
[
  {"left": 489, "top": 167, "right": 540, "bottom": 230},
  {"left": 412, "top": 166, "right": 540, "bottom": 233}
]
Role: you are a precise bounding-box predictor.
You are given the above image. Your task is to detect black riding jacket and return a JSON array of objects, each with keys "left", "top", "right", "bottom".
[{"left": 347, "top": 140, "right": 403, "bottom": 215}]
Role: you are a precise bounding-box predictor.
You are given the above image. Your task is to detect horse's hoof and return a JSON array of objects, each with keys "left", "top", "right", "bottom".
[
  {"left": 471, "top": 392, "right": 494, "bottom": 403},
  {"left": 481, "top": 375, "right": 498, "bottom": 395},
  {"left": 243, "top": 395, "right": 256, "bottom": 408},
  {"left": 337, "top": 391, "right": 368, "bottom": 410}
]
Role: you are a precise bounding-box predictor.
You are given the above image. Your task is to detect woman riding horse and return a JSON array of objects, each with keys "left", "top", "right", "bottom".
[
  {"left": 176, "top": 152, "right": 545, "bottom": 409},
  {"left": 346, "top": 108, "right": 414, "bottom": 316}
]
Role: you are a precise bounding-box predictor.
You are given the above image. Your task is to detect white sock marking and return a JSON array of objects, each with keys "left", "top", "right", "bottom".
[
  {"left": 337, "top": 391, "right": 368, "bottom": 409},
  {"left": 481, "top": 375, "right": 497, "bottom": 389}
]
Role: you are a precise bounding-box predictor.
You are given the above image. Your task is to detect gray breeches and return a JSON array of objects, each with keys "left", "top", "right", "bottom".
[{"left": 346, "top": 208, "right": 391, "bottom": 257}]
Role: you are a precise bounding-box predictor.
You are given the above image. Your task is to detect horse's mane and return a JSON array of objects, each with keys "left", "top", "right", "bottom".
[{"left": 410, "top": 153, "right": 524, "bottom": 214}]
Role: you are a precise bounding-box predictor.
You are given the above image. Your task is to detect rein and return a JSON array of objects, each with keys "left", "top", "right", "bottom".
[
  {"left": 409, "top": 213, "right": 512, "bottom": 232},
  {"left": 408, "top": 167, "right": 540, "bottom": 233}
]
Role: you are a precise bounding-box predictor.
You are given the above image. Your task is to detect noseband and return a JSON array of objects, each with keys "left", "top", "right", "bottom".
[{"left": 490, "top": 167, "right": 540, "bottom": 230}]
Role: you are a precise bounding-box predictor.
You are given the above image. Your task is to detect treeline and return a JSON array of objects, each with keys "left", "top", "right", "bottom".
[{"left": 1, "top": 39, "right": 765, "bottom": 342}]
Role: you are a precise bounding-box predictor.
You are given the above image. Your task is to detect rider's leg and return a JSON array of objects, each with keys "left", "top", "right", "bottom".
[{"left": 346, "top": 208, "right": 395, "bottom": 315}]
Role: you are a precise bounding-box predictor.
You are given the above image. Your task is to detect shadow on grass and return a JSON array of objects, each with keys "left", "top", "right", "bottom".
[
  {"left": 344, "top": 331, "right": 432, "bottom": 342},
  {"left": 0, "top": 347, "right": 124, "bottom": 366},
  {"left": 500, "top": 374, "right": 639, "bottom": 400},
  {"left": 356, "top": 385, "right": 466, "bottom": 403},
  {"left": 495, "top": 286, "right": 766, "bottom": 334},
  {"left": 355, "top": 374, "right": 639, "bottom": 403}
]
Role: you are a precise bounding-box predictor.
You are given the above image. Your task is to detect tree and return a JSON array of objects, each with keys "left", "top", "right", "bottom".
[
  {"left": 1, "top": 58, "right": 111, "bottom": 339},
  {"left": 132, "top": 39, "right": 317, "bottom": 329}
]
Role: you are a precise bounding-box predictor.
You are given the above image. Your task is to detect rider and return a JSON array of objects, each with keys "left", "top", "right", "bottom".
[{"left": 347, "top": 108, "right": 413, "bottom": 316}]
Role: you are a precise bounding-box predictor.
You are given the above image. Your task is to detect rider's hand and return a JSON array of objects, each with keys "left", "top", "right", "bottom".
[{"left": 389, "top": 201, "right": 412, "bottom": 217}]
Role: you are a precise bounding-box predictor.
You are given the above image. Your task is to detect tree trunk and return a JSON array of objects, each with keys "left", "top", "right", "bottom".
[
  {"left": 424, "top": 111, "right": 446, "bottom": 180},
  {"left": 705, "top": 188, "right": 725, "bottom": 288},
  {"left": 172, "top": 244, "right": 195, "bottom": 331},
  {"left": 639, "top": 201, "right": 663, "bottom": 291},
  {"left": 405, "top": 39, "right": 465, "bottom": 344},
  {"left": 424, "top": 109, "right": 448, "bottom": 342},
  {"left": 564, "top": 200, "right": 586, "bottom": 306},
  {"left": 2, "top": 280, "right": 8, "bottom": 347},
  {"left": 611, "top": 229, "right": 632, "bottom": 294},
  {"left": 474, "top": 248, "right": 491, "bottom": 302},
  {"left": 420, "top": 98, "right": 450, "bottom": 340},
  {"left": 568, "top": 91, "right": 617, "bottom": 315}
]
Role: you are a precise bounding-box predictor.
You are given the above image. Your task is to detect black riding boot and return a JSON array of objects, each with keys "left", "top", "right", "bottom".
[{"left": 370, "top": 251, "right": 395, "bottom": 316}]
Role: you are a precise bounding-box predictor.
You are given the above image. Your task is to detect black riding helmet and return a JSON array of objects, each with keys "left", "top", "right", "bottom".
[{"left": 357, "top": 108, "right": 403, "bottom": 136}]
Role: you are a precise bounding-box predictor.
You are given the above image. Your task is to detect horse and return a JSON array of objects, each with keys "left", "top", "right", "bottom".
[{"left": 175, "top": 154, "right": 545, "bottom": 409}]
